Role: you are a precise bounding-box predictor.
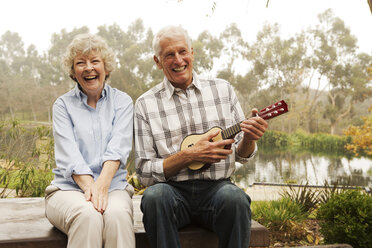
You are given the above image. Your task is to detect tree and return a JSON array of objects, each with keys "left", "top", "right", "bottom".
[
  {"left": 193, "top": 30, "right": 223, "bottom": 74},
  {"left": 0, "top": 31, "right": 25, "bottom": 74},
  {"left": 217, "top": 23, "right": 248, "bottom": 81},
  {"left": 244, "top": 24, "right": 310, "bottom": 132},
  {"left": 46, "top": 26, "right": 90, "bottom": 86},
  {"left": 98, "top": 20, "right": 155, "bottom": 100},
  {"left": 0, "top": 31, "right": 27, "bottom": 119},
  {"left": 0, "top": 13, "right": 370, "bottom": 133},
  {"left": 344, "top": 105, "right": 372, "bottom": 156},
  {"left": 309, "top": 9, "right": 371, "bottom": 134}
]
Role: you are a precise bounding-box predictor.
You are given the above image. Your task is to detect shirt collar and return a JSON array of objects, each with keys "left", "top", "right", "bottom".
[
  {"left": 163, "top": 71, "right": 201, "bottom": 99},
  {"left": 73, "top": 83, "right": 108, "bottom": 101}
]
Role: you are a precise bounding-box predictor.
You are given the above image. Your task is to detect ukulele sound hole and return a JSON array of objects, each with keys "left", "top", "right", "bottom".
[{"left": 188, "top": 144, "right": 194, "bottom": 147}]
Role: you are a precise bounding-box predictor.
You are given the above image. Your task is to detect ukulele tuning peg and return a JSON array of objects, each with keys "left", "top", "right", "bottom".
[
  {"left": 278, "top": 102, "right": 282, "bottom": 106},
  {"left": 274, "top": 111, "right": 278, "bottom": 114},
  {"left": 280, "top": 108, "right": 284, "bottom": 111},
  {"left": 266, "top": 108, "right": 270, "bottom": 111},
  {"left": 268, "top": 113, "right": 272, "bottom": 117}
]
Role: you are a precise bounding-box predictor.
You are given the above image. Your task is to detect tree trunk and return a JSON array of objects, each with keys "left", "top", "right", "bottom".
[
  {"left": 5, "top": 81, "right": 15, "bottom": 120},
  {"left": 28, "top": 94, "right": 37, "bottom": 121},
  {"left": 48, "top": 107, "right": 51, "bottom": 123},
  {"left": 330, "top": 123, "right": 336, "bottom": 135}
]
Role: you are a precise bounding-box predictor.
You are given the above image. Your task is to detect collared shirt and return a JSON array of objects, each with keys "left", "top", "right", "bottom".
[
  {"left": 134, "top": 72, "right": 257, "bottom": 186},
  {"left": 51, "top": 84, "right": 133, "bottom": 192}
]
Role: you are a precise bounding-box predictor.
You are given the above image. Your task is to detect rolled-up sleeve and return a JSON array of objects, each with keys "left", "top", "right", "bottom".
[
  {"left": 235, "top": 138, "right": 257, "bottom": 163},
  {"left": 102, "top": 94, "right": 133, "bottom": 168},
  {"left": 134, "top": 100, "right": 166, "bottom": 186},
  {"left": 53, "top": 99, "right": 93, "bottom": 183}
]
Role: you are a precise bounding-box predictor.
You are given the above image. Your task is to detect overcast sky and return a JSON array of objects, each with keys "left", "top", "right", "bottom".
[{"left": 0, "top": 0, "right": 371, "bottom": 54}]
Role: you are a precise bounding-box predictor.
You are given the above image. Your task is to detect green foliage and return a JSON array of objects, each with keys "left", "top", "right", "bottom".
[
  {"left": 258, "top": 129, "right": 352, "bottom": 155},
  {"left": 310, "top": 10, "right": 371, "bottom": 135},
  {"left": 0, "top": 120, "right": 54, "bottom": 197},
  {"left": 258, "top": 130, "right": 290, "bottom": 148},
  {"left": 344, "top": 110, "right": 372, "bottom": 157},
  {"left": 252, "top": 198, "right": 306, "bottom": 230},
  {"left": 292, "top": 130, "right": 352, "bottom": 154},
  {"left": 280, "top": 180, "right": 353, "bottom": 216},
  {"left": 0, "top": 167, "right": 54, "bottom": 197},
  {"left": 317, "top": 190, "right": 372, "bottom": 248},
  {"left": 280, "top": 183, "right": 320, "bottom": 214},
  {"left": 252, "top": 198, "right": 311, "bottom": 244},
  {"left": 368, "top": 167, "right": 372, "bottom": 177},
  {"left": 14, "top": 161, "right": 54, "bottom": 197},
  {"left": 316, "top": 180, "right": 352, "bottom": 205}
]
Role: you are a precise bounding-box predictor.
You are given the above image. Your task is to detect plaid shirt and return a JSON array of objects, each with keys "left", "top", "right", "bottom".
[{"left": 134, "top": 72, "right": 256, "bottom": 186}]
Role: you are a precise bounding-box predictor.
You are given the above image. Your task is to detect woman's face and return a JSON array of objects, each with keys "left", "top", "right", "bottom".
[{"left": 72, "top": 50, "right": 108, "bottom": 97}]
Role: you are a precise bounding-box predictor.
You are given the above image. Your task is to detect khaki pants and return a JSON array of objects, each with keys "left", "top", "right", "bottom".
[{"left": 45, "top": 185, "right": 135, "bottom": 248}]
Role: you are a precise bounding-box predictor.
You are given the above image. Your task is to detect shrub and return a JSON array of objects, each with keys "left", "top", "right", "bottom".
[
  {"left": 292, "top": 130, "right": 351, "bottom": 155},
  {"left": 252, "top": 198, "right": 306, "bottom": 229},
  {"left": 317, "top": 179, "right": 351, "bottom": 205},
  {"left": 15, "top": 161, "right": 54, "bottom": 197},
  {"left": 280, "top": 180, "right": 353, "bottom": 214},
  {"left": 280, "top": 183, "right": 320, "bottom": 214},
  {"left": 0, "top": 120, "right": 54, "bottom": 197},
  {"left": 252, "top": 198, "right": 309, "bottom": 244},
  {"left": 317, "top": 190, "right": 372, "bottom": 248},
  {"left": 258, "top": 130, "right": 290, "bottom": 148},
  {"left": 344, "top": 115, "right": 372, "bottom": 156},
  {"left": 258, "top": 130, "right": 353, "bottom": 156}
]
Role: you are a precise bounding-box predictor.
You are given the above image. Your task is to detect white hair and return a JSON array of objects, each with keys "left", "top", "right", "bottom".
[
  {"left": 152, "top": 25, "right": 192, "bottom": 57},
  {"left": 62, "top": 33, "right": 116, "bottom": 82}
]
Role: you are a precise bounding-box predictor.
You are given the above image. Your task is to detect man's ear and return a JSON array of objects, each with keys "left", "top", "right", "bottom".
[{"left": 154, "top": 55, "right": 162, "bottom": 69}]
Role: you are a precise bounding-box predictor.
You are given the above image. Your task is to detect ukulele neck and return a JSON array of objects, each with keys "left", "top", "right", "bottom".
[
  {"left": 220, "top": 100, "right": 288, "bottom": 140},
  {"left": 221, "top": 123, "right": 242, "bottom": 139}
]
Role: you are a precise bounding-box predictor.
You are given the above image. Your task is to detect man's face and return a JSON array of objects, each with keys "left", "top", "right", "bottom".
[{"left": 154, "top": 34, "right": 194, "bottom": 90}]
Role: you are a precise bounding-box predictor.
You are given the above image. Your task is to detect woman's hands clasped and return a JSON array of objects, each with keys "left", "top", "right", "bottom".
[
  {"left": 85, "top": 178, "right": 110, "bottom": 214},
  {"left": 72, "top": 160, "right": 120, "bottom": 214}
]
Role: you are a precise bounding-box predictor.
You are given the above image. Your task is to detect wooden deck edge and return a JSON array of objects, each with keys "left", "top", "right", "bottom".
[{"left": 0, "top": 197, "right": 270, "bottom": 248}]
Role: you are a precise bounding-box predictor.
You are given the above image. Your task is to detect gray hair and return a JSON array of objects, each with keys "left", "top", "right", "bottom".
[
  {"left": 62, "top": 33, "right": 116, "bottom": 82},
  {"left": 152, "top": 25, "right": 192, "bottom": 57}
]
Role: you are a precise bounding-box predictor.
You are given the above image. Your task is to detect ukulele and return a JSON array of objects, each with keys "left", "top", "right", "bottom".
[{"left": 181, "top": 100, "right": 289, "bottom": 170}]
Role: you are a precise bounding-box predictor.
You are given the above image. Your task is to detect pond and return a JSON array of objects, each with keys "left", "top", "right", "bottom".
[{"left": 233, "top": 149, "right": 372, "bottom": 188}]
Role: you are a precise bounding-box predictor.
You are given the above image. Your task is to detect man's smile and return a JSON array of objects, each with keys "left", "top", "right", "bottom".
[{"left": 173, "top": 66, "right": 186, "bottom": 72}]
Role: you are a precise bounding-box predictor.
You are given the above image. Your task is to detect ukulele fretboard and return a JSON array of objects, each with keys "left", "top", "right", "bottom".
[{"left": 221, "top": 123, "right": 242, "bottom": 139}]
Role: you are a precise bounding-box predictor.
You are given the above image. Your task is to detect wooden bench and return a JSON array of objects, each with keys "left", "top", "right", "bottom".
[{"left": 0, "top": 196, "right": 269, "bottom": 248}]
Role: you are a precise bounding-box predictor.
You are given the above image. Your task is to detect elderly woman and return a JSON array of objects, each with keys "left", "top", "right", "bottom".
[{"left": 44, "top": 33, "right": 135, "bottom": 248}]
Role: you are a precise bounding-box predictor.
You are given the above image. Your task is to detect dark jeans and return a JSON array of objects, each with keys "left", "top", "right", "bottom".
[{"left": 140, "top": 179, "right": 252, "bottom": 248}]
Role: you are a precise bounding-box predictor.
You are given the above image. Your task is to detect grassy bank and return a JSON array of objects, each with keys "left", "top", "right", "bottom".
[{"left": 258, "top": 129, "right": 356, "bottom": 157}]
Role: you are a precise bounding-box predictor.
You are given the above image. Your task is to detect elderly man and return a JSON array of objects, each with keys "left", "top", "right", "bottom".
[{"left": 134, "top": 25, "right": 268, "bottom": 248}]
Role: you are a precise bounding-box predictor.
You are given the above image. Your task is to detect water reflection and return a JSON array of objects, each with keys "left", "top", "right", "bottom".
[{"left": 233, "top": 149, "right": 372, "bottom": 188}]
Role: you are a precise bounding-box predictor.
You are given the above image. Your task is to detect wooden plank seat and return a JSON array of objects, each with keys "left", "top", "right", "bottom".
[{"left": 0, "top": 195, "right": 269, "bottom": 248}]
